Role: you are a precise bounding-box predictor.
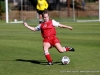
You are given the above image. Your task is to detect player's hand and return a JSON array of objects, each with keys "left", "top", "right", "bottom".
[
  {"left": 23, "top": 22, "right": 28, "bottom": 26},
  {"left": 68, "top": 26, "right": 73, "bottom": 30}
]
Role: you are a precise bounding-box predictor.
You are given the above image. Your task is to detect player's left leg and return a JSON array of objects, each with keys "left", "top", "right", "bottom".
[
  {"left": 53, "top": 37, "right": 75, "bottom": 52},
  {"left": 65, "top": 46, "right": 75, "bottom": 51},
  {"left": 54, "top": 43, "right": 75, "bottom": 52},
  {"left": 54, "top": 43, "right": 66, "bottom": 53}
]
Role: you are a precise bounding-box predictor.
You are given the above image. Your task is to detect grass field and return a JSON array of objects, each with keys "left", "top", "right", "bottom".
[{"left": 0, "top": 21, "right": 100, "bottom": 75}]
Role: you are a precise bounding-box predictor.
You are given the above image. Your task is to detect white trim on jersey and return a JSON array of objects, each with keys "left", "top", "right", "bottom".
[
  {"left": 35, "top": 19, "right": 59, "bottom": 31},
  {"left": 52, "top": 19, "right": 59, "bottom": 27}
]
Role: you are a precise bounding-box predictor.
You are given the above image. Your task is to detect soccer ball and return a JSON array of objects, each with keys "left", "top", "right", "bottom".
[{"left": 61, "top": 56, "right": 70, "bottom": 65}]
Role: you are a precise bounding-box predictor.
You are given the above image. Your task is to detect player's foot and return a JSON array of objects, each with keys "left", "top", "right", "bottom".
[
  {"left": 65, "top": 47, "right": 75, "bottom": 52},
  {"left": 47, "top": 62, "right": 53, "bottom": 65}
]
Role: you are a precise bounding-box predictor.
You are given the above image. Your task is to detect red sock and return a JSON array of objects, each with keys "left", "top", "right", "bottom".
[
  {"left": 65, "top": 47, "right": 69, "bottom": 51},
  {"left": 45, "top": 54, "right": 52, "bottom": 62}
]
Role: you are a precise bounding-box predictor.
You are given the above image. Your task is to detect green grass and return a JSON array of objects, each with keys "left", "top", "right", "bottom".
[{"left": 0, "top": 21, "right": 100, "bottom": 75}]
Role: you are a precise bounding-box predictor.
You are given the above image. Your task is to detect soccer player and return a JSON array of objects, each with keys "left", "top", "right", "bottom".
[
  {"left": 36, "top": 0, "right": 48, "bottom": 23},
  {"left": 23, "top": 11, "right": 75, "bottom": 65}
]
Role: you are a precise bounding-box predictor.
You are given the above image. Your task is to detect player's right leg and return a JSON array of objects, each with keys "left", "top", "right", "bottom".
[
  {"left": 37, "top": 10, "right": 43, "bottom": 24},
  {"left": 39, "top": 14, "right": 42, "bottom": 23},
  {"left": 43, "top": 42, "right": 53, "bottom": 65}
]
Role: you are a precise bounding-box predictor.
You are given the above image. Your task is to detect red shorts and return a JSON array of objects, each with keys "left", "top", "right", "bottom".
[{"left": 43, "top": 36, "right": 60, "bottom": 46}]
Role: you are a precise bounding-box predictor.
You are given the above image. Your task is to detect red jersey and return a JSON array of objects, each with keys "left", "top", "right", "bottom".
[
  {"left": 40, "top": 20, "right": 56, "bottom": 38},
  {"left": 35, "top": 19, "right": 60, "bottom": 46}
]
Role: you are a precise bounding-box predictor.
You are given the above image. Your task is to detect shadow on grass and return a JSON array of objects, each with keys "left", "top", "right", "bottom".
[{"left": 15, "top": 59, "right": 62, "bottom": 65}]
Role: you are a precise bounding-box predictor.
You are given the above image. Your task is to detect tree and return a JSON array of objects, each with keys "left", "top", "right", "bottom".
[{"left": 0, "top": 0, "right": 5, "bottom": 19}]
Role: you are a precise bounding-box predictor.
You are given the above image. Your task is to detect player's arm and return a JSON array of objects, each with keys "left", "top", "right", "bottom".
[
  {"left": 58, "top": 24, "right": 73, "bottom": 30},
  {"left": 36, "top": 3, "right": 39, "bottom": 10},
  {"left": 52, "top": 19, "right": 73, "bottom": 30},
  {"left": 45, "top": 0, "right": 48, "bottom": 9},
  {"left": 23, "top": 22, "right": 37, "bottom": 31}
]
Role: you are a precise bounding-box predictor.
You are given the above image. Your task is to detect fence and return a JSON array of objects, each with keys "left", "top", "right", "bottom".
[{"left": 2, "top": 0, "right": 100, "bottom": 23}]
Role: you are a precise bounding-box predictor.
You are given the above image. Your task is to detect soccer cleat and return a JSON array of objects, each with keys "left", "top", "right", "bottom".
[
  {"left": 65, "top": 46, "right": 75, "bottom": 52},
  {"left": 47, "top": 62, "right": 53, "bottom": 65}
]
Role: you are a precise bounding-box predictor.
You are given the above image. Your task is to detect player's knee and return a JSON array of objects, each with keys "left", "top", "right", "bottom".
[{"left": 44, "top": 50, "right": 49, "bottom": 55}]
